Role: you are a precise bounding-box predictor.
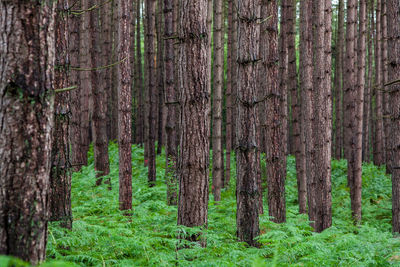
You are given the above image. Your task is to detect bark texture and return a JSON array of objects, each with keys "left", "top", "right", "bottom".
[
  {"left": 135, "top": 0, "right": 144, "bottom": 145},
  {"left": 118, "top": 0, "right": 133, "bottom": 211},
  {"left": 0, "top": 1, "right": 56, "bottom": 264},
  {"left": 235, "top": 0, "right": 261, "bottom": 245}
]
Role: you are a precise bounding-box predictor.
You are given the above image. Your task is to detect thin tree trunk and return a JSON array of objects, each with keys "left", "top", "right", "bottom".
[
  {"left": 156, "top": 0, "right": 165, "bottom": 155},
  {"left": 235, "top": 0, "right": 261, "bottom": 246},
  {"left": 135, "top": 0, "right": 144, "bottom": 145},
  {"left": 103, "top": 2, "right": 113, "bottom": 142},
  {"left": 118, "top": 0, "right": 133, "bottom": 211},
  {"left": 0, "top": 1, "right": 56, "bottom": 263},
  {"left": 177, "top": 0, "right": 210, "bottom": 243},
  {"left": 110, "top": 0, "right": 119, "bottom": 141},
  {"left": 164, "top": 0, "right": 178, "bottom": 205},
  {"left": 50, "top": 0, "right": 72, "bottom": 229},
  {"left": 387, "top": 0, "right": 400, "bottom": 234},
  {"left": 212, "top": 0, "right": 224, "bottom": 202}
]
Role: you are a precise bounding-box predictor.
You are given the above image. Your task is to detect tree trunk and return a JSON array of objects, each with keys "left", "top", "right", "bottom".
[
  {"left": 0, "top": 1, "right": 56, "bottom": 264},
  {"left": 103, "top": 1, "right": 113, "bottom": 143},
  {"left": 135, "top": 0, "right": 144, "bottom": 145},
  {"left": 110, "top": 0, "right": 119, "bottom": 141},
  {"left": 156, "top": 0, "right": 165, "bottom": 155},
  {"left": 334, "top": 0, "right": 344, "bottom": 160},
  {"left": 212, "top": 0, "right": 224, "bottom": 202},
  {"left": 235, "top": 0, "right": 261, "bottom": 246},
  {"left": 118, "top": 0, "right": 133, "bottom": 211},
  {"left": 50, "top": 0, "right": 72, "bottom": 229},
  {"left": 387, "top": 0, "right": 400, "bottom": 234},
  {"left": 373, "top": 0, "right": 385, "bottom": 166},
  {"left": 177, "top": 0, "right": 210, "bottom": 242},
  {"left": 312, "top": 0, "right": 332, "bottom": 232},
  {"left": 145, "top": 0, "right": 157, "bottom": 185},
  {"left": 91, "top": 0, "right": 110, "bottom": 185},
  {"left": 164, "top": 0, "right": 178, "bottom": 205}
]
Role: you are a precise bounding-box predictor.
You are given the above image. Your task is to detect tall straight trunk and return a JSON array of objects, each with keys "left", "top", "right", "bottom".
[
  {"left": 300, "top": 0, "right": 315, "bottom": 225},
  {"left": 50, "top": 0, "right": 72, "bottom": 229},
  {"left": 334, "top": 0, "right": 344, "bottom": 160},
  {"left": 387, "top": 0, "right": 400, "bottom": 234},
  {"left": 363, "top": 0, "right": 373, "bottom": 162},
  {"left": 261, "top": 0, "right": 287, "bottom": 223},
  {"left": 235, "top": 0, "right": 261, "bottom": 246},
  {"left": 225, "top": 0, "right": 233, "bottom": 187},
  {"left": 156, "top": 0, "right": 165, "bottom": 155},
  {"left": 79, "top": 0, "right": 92, "bottom": 166},
  {"left": 103, "top": 2, "right": 113, "bottom": 142},
  {"left": 231, "top": 0, "right": 238, "bottom": 151},
  {"left": 207, "top": 0, "right": 212, "bottom": 143},
  {"left": 373, "top": 0, "right": 385, "bottom": 166},
  {"left": 130, "top": 2, "right": 136, "bottom": 144},
  {"left": 164, "top": 0, "right": 178, "bottom": 205},
  {"left": 145, "top": 0, "right": 157, "bottom": 185},
  {"left": 177, "top": 0, "right": 210, "bottom": 241},
  {"left": 287, "top": 0, "right": 305, "bottom": 214},
  {"left": 349, "top": 0, "right": 366, "bottom": 223},
  {"left": 0, "top": 1, "right": 55, "bottom": 264},
  {"left": 91, "top": 1, "right": 110, "bottom": 185},
  {"left": 212, "top": 0, "right": 224, "bottom": 202},
  {"left": 135, "top": 0, "right": 144, "bottom": 145},
  {"left": 279, "top": 0, "right": 289, "bottom": 156},
  {"left": 110, "top": 0, "right": 119, "bottom": 140},
  {"left": 70, "top": 1, "right": 83, "bottom": 171},
  {"left": 381, "top": 0, "right": 391, "bottom": 173},
  {"left": 312, "top": 0, "right": 332, "bottom": 232},
  {"left": 118, "top": 0, "right": 133, "bottom": 211}
]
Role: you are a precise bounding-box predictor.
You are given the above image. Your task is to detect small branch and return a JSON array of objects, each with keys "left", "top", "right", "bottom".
[
  {"left": 55, "top": 85, "right": 78, "bottom": 93},
  {"left": 71, "top": 0, "right": 112, "bottom": 15},
  {"left": 384, "top": 79, "right": 400, "bottom": 87},
  {"left": 71, "top": 57, "right": 128, "bottom": 71}
]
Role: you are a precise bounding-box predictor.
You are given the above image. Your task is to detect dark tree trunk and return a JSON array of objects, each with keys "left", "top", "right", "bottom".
[
  {"left": 235, "top": 0, "right": 261, "bottom": 246},
  {"left": 50, "top": 0, "right": 72, "bottom": 229},
  {"left": 91, "top": 0, "right": 110, "bottom": 185},
  {"left": 156, "top": 0, "right": 165, "bottom": 155},
  {"left": 177, "top": 0, "right": 210, "bottom": 241},
  {"left": 105, "top": 1, "right": 113, "bottom": 141},
  {"left": 334, "top": 0, "right": 344, "bottom": 160},
  {"left": 110, "top": 0, "right": 119, "bottom": 141},
  {"left": 387, "top": 0, "right": 400, "bottom": 234},
  {"left": 164, "top": 0, "right": 178, "bottom": 206},
  {"left": 145, "top": 0, "right": 157, "bottom": 185},
  {"left": 212, "top": 0, "right": 224, "bottom": 202},
  {"left": 118, "top": 0, "right": 133, "bottom": 211},
  {"left": 135, "top": 0, "right": 144, "bottom": 145},
  {"left": 312, "top": 0, "right": 332, "bottom": 232},
  {"left": 0, "top": 1, "right": 56, "bottom": 264},
  {"left": 70, "top": 1, "right": 83, "bottom": 171}
]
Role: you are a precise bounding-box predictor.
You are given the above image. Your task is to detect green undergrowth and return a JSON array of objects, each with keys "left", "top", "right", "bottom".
[{"left": 2, "top": 143, "right": 400, "bottom": 266}]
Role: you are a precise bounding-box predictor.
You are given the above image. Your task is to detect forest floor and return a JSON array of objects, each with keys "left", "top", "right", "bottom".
[{"left": 2, "top": 143, "right": 400, "bottom": 266}]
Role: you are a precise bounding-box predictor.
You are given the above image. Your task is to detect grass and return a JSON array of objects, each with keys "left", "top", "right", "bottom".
[{"left": 1, "top": 142, "right": 400, "bottom": 266}]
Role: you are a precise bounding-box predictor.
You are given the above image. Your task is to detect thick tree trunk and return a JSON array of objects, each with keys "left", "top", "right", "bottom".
[
  {"left": 0, "top": 1, "right": 56, "bottom": 264},
  {"left": 373, "top": 0, "right": 385, "bottom": 166},
  {"left": 164, "top": 0, "right": 178, "bottom": 206},
  {"left": 334, "top": 0, "right": 344, "bottom": 160},
  {"left": 177, "top": 0, "right": 210, "bottom": 241},
  {"left": 91, "top": 0, "right": 110, "bottom": 185},
  {"left": 69, "top": 1, "right": 83, "bottom": 171},
  {"left": 50, "top": 0, "right": 72, "bottom": 229},
  {"left": 135, "top": 0, "right": 144, "bottom": 145},
  {"left": 212, "top": 0, "right": 224, "bottom": 202},
  {"left": 312, "top": 0, "right": 332, "bottom": 232},
  {"left": 387, "top": 0, "right": 400, "bottom": 233},
  {"left": 235, "top": 0, "right": 261, "bottom": 246},
  {"left": 145, "top": 0, "right": 157, "bottom": 185},
  {"left": 118, "top": 0, "right": 133, "bottom": 211}
]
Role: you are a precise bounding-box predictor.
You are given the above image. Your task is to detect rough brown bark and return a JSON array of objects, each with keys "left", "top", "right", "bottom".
[
  {"left": 156, "top": 0, "right": 165, "bottom": 155},
  {"left": 212, "top": 0, "right": 224, "bottom": 202},
  {"left": 235, "top": 0, "right": 261, "bottom": 245},
  {"left": 50, "top": 0, "right": 72, "bottom": 229},
  {"left": 135, "top": 0, "right": 144, "bottom": 145},
  {"left": 177, "top": 0, "right": 210, "bottom": 241},
  {"left": 110, "top": 0, "right": 119, "bottom": 141},
  {"left": 91, "top": 0, "right": 110, "bottom": 185},
  {"left": 145, "top": 0, "right": 157, "bottom": 185},
  {"left": 231, "top": 0, "right": 238, "bottom": 151},
  {"left": 164, "top": 0, "right": 178, "bottom": 206},
  {"left": 387, "top": 0, "right": 400, "bottom": 234},
  {"left": 118, "top": 0, "right": 133, "bottom": 211},
  {"left": 312, "top": 0, "right": 332, "bottom": 232},
  {"left": 0, "top": 1, "right": 56, "bottom": 264},
  {"left": 334, "top": 0, "right": 344, "bottom": 160},
  {"left": 300, "top": 0, "right": 315, "bottom": 224},
  {"left": 69, "top": 1, "right": 83, "bottom": 171},
  {"left": 373, "top": 0, "right": 385, "bottom": 166}
]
